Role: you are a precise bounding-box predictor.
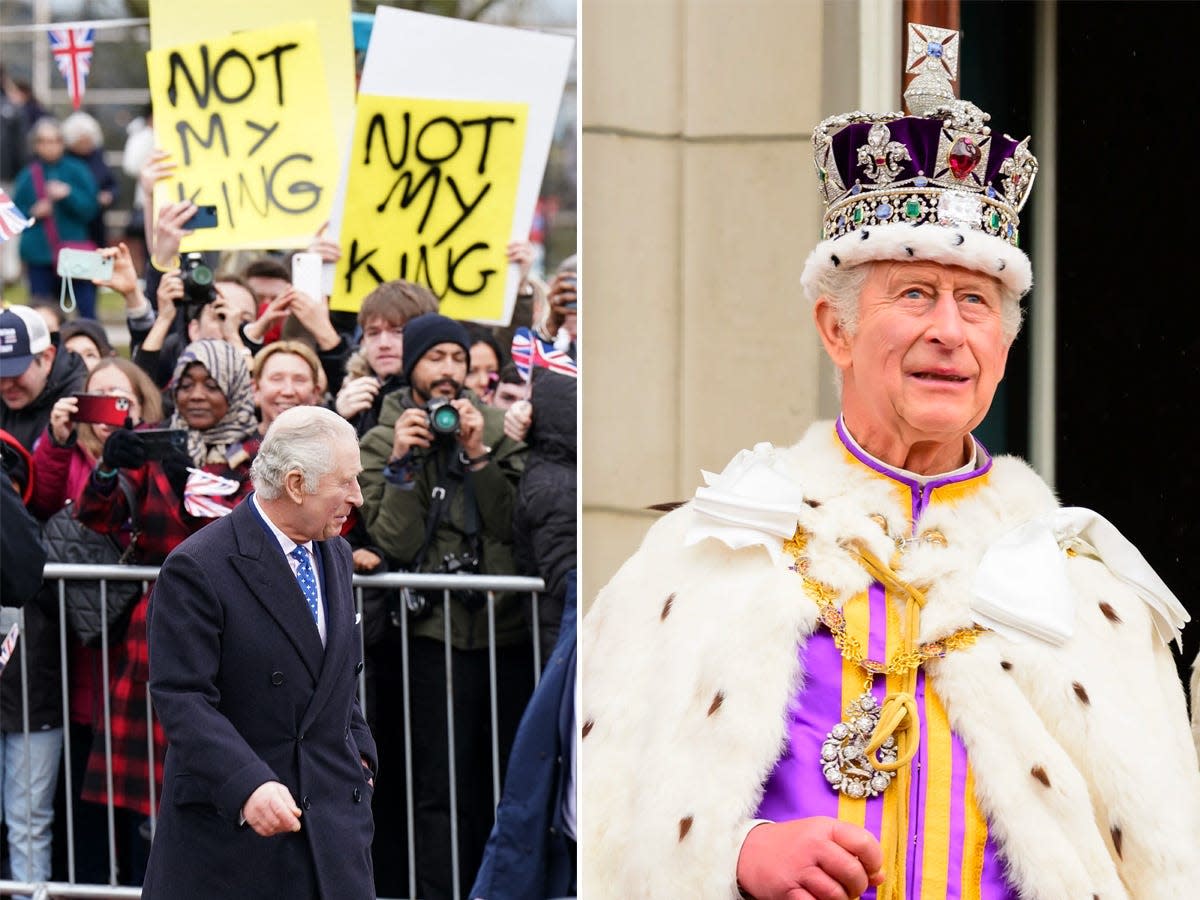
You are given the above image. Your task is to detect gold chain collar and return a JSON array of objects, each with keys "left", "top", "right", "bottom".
[{"left": 784, "top": 525, "right": 985, "bottom": 678}]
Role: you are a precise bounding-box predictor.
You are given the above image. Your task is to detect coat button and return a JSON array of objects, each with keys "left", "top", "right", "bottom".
[
  {"left": 354, "top": 661, "right": 364, "bottom": 675},
  {"left": 353, "top": 788, "right": 362, "bottom": 803},
  {"left": 302, "top": 795, "right": 311, "bottom": 810},
  {"left": 271, "top": 672, "right": 284, "bottom": 686}
]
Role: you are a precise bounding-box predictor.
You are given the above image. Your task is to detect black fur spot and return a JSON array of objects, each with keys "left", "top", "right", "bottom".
[
  {"left": 830, "top": 254, "right": 840, "bottom": 267},
  {"left": 904, "top": 246, "right": 914, "bottom": 257}
]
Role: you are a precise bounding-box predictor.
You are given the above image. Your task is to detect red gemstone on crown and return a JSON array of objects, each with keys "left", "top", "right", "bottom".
[{"left": 948, "top": 137, "right": 981, "bottom": 179}]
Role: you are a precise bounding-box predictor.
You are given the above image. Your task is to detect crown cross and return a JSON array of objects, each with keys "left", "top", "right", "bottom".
[
  {"left": 904, "top": 23, "right": 960, "bottom": 116},
  {"left": 906, "top": 23, "right": 960, "bottom": 81},
  {"left": 857, "top": 123, "right": 912, "bottom": 186}
]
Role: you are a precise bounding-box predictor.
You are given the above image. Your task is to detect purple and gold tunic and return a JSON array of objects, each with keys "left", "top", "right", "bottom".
[{"left": 756, "top": 420, "right": 1019, "bottom": 900}]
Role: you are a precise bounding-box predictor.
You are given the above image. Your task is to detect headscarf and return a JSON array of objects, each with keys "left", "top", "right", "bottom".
[{"left": 169, "top": 340, "right": 258, "bottom": 467}]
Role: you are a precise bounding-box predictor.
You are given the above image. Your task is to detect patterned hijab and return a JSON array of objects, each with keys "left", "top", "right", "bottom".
[{"left": 169, "top": 340, "right": 258, "bottom": 467}]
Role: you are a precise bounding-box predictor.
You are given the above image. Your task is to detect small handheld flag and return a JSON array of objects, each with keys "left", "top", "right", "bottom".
[{"left": 0, "top": 190, "right": 34, "bottom": 245}]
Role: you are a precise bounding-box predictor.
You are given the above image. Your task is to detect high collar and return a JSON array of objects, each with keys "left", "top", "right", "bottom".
[{"left": 835, "top": 416, "right": 992, "bottom": 527}]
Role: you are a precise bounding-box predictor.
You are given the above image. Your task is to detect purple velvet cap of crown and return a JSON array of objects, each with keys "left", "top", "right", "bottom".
[{"left": 830, "top": 118, "right": 1022, "bottom": 195}]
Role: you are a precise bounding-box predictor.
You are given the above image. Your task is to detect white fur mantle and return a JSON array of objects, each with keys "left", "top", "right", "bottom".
[{"left": 581, "top": 422, "right": 1200, "bottom": 899}]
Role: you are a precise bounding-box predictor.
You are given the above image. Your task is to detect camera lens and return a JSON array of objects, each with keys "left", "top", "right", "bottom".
[{"left": 429, "top": 403, "right": 460, "bottom": 434}]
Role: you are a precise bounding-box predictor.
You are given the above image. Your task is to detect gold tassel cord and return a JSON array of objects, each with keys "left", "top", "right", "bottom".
[{"left": 787, "top": 529, "right": 987, "bottom": 900}]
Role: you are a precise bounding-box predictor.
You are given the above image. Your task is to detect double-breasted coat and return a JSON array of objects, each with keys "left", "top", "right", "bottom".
[{"left": 142, "top": 497, "right": 377, "bottom": 899}]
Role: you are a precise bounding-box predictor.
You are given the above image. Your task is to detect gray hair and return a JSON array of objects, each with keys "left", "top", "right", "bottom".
[
  {"left": 814, "top": 260, "right": 1024, "bottom": 344},
  {"left": 251, "top": 406, "right": 357, "bottom": 500},
  {"left": 61, "top": 111, "right": 103, "bottom": 149}
]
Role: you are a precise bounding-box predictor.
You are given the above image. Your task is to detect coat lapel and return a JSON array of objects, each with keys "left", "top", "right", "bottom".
[
  {"left": 227, "top": 501, "right": 324, "bottom": 680},
  {"left": 298, "top": 537, "right": 354, "bottom": 733}
]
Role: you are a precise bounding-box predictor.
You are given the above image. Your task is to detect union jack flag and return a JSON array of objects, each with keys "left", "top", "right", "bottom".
[
  {"left": 48, "top": 27, "right": 95, "bottom": 110},
  {"left": 0, "top": 189, "right": 34, "bottom": 244},
  {"left": 0, "top": 622, "right": 19, "bottom": 674},
  {"left": 183, "top": 468, "right": 240, "bottom": 518},
  {"left": 511, "top": 327, "right": 577, "bottom": 380}
]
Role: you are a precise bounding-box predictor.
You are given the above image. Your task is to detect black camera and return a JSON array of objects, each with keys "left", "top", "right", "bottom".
[
  {"left": 179, "top": 252, "right": 216, "bottom": 307},
  {"left": 425, "top": 397, "right": 460, "bottom": 438}
]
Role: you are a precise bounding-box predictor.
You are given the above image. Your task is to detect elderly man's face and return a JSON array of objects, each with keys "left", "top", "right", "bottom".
[
  {"left": 818, "top": 261, "right": 1010, "bottom": 454},
  {"left": 294, "top": 434, "right": 363, "bottom": 541}
]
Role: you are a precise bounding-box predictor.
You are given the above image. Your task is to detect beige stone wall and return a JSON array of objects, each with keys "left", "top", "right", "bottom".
[{"left": 581, "top": 0, "right": 872, "bottom": 605}]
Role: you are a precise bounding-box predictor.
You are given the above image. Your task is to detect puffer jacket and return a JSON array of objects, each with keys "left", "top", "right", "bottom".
[{"left": 513, "top": 367, "right": 576, "bottom": 652}]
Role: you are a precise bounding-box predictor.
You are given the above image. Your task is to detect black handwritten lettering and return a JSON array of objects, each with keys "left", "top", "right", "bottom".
[
  {"left": 270, "top": 154, "right": 322, "bottom": 214},
  {"left": 255, "top": 43, "right": 299, "bottom": 106},
  {"left": 167, "top": 46, "right": 212, "bottom": 109},
  {"left": 212, "top": 49, "right": 256, "bottom": 104},
  {"left": 236, "top": 168, "right": 271, "bottom": 219},
  {"left": 446, "top": 242, "right": 494, "bottom": 296},
  {"left": 435, "top": 177, "right": 490, "bottom": 247},
  {"left": 221, "top": 182, "right": 236, "bottom": 229},
  {"left": 376, "top": 169, "right": 440, "bottom": 235},
  {"left": 415, "top": 117, "right": 462, "bottom": 165},
  {"left": 460, "top": 116, "right": 516, "bottom": 175},
  {"left": 365, "top": 112, "right": 410, "bottom": 169},
  {"left": 173, "top": 183, "right": 203, "bottom": 205},
  {"left": 245, "top": 119, "right": 279, "bottom": 157},
  {"left": 176, "top": 113, "right": 229, "bottom": 165},
  {"left": 346, "top": 105, "right": 517, "bottom": 307},
  {"left": 344, "top": 240, "right": 385, "bottom": 292}
]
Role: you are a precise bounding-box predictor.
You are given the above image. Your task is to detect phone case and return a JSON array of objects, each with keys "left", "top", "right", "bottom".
[
  {"left": 57, "top": 248, "right": 114, "bottom": 281},
  {"left": 292, "top": 252, "right": 323, "bottom": 300},
  {"left": 73, "top": 393, "right": 131, "bottom": 426}
]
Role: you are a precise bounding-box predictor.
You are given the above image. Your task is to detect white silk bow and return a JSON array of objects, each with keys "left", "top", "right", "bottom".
[
  {"left": 684, "top": 443, "right": 810, "bottom": 566},
  {"left": 971, "top": 507, "right": 1189, "bottom": 647}
]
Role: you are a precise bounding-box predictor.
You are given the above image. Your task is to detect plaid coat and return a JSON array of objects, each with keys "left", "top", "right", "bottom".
[{"left": 76, "top": 451, "right": 254, "bottom": 816}]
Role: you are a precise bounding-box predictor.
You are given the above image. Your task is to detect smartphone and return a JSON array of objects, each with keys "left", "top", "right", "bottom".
[
  {"left": 57, "top": 248, "right": 114, "bottom": 282},
  {"left": 561, "top": 273, "right": 578, "bottom": 310},
  {"left": 73, "top": 393, "right": 131, "bottom": 426},
  {"left": 182, "top": 205, "right": 219, "bottom": 230},
  {"left": 138, "top": 428, "right": 188, "bottom": 461},
  {"left": 292, "top": 251, "right": 323, "bottom": 300}
]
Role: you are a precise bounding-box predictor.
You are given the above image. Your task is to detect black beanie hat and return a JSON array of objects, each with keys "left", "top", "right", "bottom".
[{"left": 402, "top": 313, "right": 472, "bottom": 382}]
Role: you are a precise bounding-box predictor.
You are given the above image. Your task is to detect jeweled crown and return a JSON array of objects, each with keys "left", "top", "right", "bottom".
[{"left": 812, "top": 24, "right": 1037, "bottom": 248}]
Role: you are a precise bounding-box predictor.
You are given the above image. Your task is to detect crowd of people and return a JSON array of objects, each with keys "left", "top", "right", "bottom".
[{"left": 0, "top": 103, "right": 579, "bottom": 899}]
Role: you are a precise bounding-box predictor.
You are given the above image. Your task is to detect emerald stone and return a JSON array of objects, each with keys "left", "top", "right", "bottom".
[
  {"left": 989, "top": 210, "right": 1000, "bottom": 229},
  {"left": 904, "top": 200, "right": 921, "bottom": 219},
  {"left": 852, "top": 205, "right": 863, "bottom": 224}
]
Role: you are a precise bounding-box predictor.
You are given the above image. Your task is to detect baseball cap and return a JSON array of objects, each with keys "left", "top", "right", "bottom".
[{"left": 0, "top": 306, "right": 52, "bottom": 378}]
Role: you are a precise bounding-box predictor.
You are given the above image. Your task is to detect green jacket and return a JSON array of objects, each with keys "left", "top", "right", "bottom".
[
  {"left": 12, "top": 155, "right": 98, "bottom": 266},
  {"left": 359, "top": 388, "right": 528, "bottom": 649}
]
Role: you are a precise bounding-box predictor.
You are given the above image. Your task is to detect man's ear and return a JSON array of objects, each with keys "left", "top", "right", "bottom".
[
  {"left": 283, "top": 469, "right": 307, "bottom": 504},
  {"left": 813, "top": 297, "right": 853, "bottom": 369}
]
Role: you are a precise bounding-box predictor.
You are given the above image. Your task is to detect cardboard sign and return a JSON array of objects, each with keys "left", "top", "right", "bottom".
[
  {"left": 331, "top": 95, "right": 527, "bottom": 319},
  {"left": 149, "top": 0, "right": 355, "bottom": 172},
  {"left": 146, "top": 22, "right": 339, "bottom": 250},
  {"left": 330, "top": 8, "right": 574, "bottom": 323}
]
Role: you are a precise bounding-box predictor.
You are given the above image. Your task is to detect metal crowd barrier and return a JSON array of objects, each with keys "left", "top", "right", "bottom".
[{"left": 0, "top": 564, "right": 547, "bottom": 900}]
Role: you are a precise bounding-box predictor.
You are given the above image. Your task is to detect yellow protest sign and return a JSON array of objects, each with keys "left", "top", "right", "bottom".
[
  {"left": 331, "top": 95, "right": 528, "bottom": 320},
  {"left": 149, "top": 0, "right": 355, "bottom": 169},
  {"left": 146, "top": 23, "right": 339, "bottom": 250}
]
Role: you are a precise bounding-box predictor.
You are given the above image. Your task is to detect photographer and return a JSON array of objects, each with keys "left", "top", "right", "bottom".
[{"left": 358, "top": 314, "right": 529, "bottom": 899}]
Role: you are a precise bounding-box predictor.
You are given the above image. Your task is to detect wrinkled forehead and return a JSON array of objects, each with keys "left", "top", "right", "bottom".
[{"left": 869, "top": 259, "right": 1003, "bottom": 292}]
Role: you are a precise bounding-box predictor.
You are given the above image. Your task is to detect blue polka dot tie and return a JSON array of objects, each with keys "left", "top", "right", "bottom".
[{"left": 290, "top": 546, "right": 319, "bottom": 624}]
